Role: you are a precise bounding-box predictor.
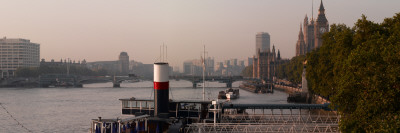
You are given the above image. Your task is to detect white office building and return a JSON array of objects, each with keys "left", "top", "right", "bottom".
[{"left": 0, "top": 37, "right": 40, "bottom": 78}]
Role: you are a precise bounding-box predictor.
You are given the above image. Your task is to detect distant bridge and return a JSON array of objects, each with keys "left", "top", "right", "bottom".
[
  {"left": 39, "top": 74, "right": 80, "bottom": 87},
  {"left": 78, "top": 75, "right": 138, "bottom": 87},
  {"left": 39, "top": 75, "right": 138, "bottom": 88},
  {"left": 169, "top": 75, "right": 244, "bottom": 88}
]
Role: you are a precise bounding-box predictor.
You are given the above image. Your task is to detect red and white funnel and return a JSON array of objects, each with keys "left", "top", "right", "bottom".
[{"left": 153, "top": 62, "right": 169, "bottom": 117}]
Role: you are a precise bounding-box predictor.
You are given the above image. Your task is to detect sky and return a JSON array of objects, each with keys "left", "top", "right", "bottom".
[{"left": 0, "top": 0, "right": 399, "bottom": 68}]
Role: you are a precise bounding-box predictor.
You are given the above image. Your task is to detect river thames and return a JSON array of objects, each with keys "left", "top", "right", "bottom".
[{"left": 0, "top": 80, "right": 289, "bottom": 132}]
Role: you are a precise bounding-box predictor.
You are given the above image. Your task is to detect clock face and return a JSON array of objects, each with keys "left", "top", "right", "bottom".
[{"left": 320, "top": 27, "right": 326, "bottom": 33}]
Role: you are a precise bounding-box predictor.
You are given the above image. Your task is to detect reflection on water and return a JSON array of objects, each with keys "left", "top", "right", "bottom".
[{"left": 0, "top": 80, "right": 289, "bottom": 132}]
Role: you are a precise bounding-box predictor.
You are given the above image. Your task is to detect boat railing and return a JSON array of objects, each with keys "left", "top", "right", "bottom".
[
  {"left": 91, "top": 115, "right": 150, "bottom": 133},
  {"left": 120, "top": 99, "right": 154, "bottom": 115},
  {"left": 121, "top": 100, "right": 154, "bottom": 110}
]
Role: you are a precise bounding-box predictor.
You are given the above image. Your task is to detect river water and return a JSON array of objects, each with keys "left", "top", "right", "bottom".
[{"left": 0, "top": 80, "right": 289, "bottom": 133}]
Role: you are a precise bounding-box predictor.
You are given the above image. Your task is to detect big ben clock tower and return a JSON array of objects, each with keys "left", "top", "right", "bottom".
[{"left": 314, "top": 0, "right": 329, "bottom": 49}]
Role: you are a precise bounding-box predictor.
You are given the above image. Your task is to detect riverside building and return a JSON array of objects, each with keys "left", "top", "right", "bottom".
[{"left": 0, "top": 37, "right": 40, "bottom": 78}]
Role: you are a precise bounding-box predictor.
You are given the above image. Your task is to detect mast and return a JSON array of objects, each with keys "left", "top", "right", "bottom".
[
  {"left": 67, "top": 58, "right": 70, "bottom": 76},
  {"left": 202, "top": 45, "right": 205, "bottom": 101}
]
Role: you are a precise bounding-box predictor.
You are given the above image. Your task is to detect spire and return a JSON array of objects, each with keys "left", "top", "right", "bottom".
[
  {"left": 300, "top": 23, "right": 303, "bottom": 31},
  {"left": 299, "top": 23, "right": 304, "bottom": 38},
  {"left": 319, "top": 0, "right": 325, "bottom": 11},
  {"left": 272, "top": 45, "right": 275, "bottom": 53},
  {"left": 277, "top": 50, "right": 281, "bottom": 60},
  {"left": 316, "top": 0, "right": 327, "bottom": 22},
  {"left": 311, "top": 0, "right": 314, "bottom": 20},
  {"left": 304, "top": 14, "right": 309, "bottom": 25},
  {"left": 297, "top": 23, "right": 306, "bottom": 56}
]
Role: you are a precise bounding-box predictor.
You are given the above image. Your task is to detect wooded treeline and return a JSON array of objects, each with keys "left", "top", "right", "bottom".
[
  {"left": 275, "top": 13, "right": 400, "bottom": 132},
  {"left": 307, "top": 13, "right": 400, "bottom": 132}
]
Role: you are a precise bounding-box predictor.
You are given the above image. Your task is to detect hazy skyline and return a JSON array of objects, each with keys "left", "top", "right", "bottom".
[{"left": 0, "top": 0, "right": 399, "bottom": 68}]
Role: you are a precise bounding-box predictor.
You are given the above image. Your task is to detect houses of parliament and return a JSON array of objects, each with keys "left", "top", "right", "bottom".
[{"left": 296, "top": 0, "right": 329, "bottom": 56}]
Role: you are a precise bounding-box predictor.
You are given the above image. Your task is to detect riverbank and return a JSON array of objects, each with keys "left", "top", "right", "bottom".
[{"left": 274, "top": 84, "right": 330, "bottom": 104}]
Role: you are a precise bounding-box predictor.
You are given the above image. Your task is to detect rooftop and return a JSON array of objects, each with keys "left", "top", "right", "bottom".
[{"left": 0, "top": 37, "right": 34, "bottom": 44}]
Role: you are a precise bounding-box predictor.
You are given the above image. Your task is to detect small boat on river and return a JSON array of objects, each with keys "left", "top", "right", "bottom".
[{"left": 218, "top": 88, "right": 240, "bottom": 99}]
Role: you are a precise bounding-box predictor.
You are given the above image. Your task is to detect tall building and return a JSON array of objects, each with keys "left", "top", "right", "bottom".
[
  {"left": 183, "top": 59, "right": 202, "bottom": 76},
  {"left": 296, "top": 0, "right": 329, "bottom": 56},
  {"left": 118, "top": 52, "right": 129, "bottom": 75},
  {"left": 303, "top": 14, "right": 315, "bottom": 53},
  {"left": 256, "top": 32, "right": 270, "bottom": 53},
  {"left": 247, "top": 57, "right": 253, "bottom": 66},
  {"left": 0, "top": 37, "right": 40, "bottom": 78},
  {"left": 205, "top": 57, "right": 214, "bottom": 76},
  {"left": 182, "top": 57, "right": 215, "bottom": 76},
  {"left": 314, "top": 0, "right": 329, "bottom": 48},
  {"left": 239, "top": 60, "right": 245, "bottom": 67}
]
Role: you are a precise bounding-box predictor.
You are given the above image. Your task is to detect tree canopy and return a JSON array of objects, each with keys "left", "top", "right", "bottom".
[
  {"left": 276, "top": 55, "right": 306, "bottom": 85},
  {"left": 307, "top": 13, "right": 400, "bottom": 132}
]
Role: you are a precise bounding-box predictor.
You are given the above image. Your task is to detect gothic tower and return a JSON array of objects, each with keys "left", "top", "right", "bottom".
[
  {"left": 306, "top": 17, "right": 315, "bottom": 52},
  {"left": 314, "top": 0, "right": 329, "bottom": 49},
  {"left": 303, "top": 15, "right": 309, "bottom": 47},
  {"left": 296, "top": 24, "right": 306, "bottom": 56}
]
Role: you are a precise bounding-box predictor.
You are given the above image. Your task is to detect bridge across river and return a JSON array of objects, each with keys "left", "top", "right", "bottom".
[
  {"left": 39, "top": 75, "right": 138, "bottom": 87},
  {"left": 169, "top": 75, "right": 244, "bottom": 88}
]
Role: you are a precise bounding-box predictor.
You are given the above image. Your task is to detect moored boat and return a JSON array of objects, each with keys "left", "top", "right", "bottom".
[
  {"left": 218, "top": 91, "right": 227, "bottom": 99},
  {"left": 226, "top": 88, "right": 239, "bottom": 99}
]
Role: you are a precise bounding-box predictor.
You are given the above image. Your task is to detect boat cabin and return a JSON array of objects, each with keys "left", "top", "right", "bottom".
[{"left": 119, "top": 98, "right": 214, "bottom": 119}]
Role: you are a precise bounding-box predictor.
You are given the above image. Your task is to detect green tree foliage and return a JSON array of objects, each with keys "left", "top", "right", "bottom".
[
  {"left": 276, "top": 55, "right": 306, "bottom": 85},
  {"left": 306, "top": 24, "right": 355, "bottom": 97},
  {"left": 15, "top": 67, "right": 40, "bottom": 77},
  {"left": 307, "top": 13, "right": 400, "bottom": 132},
  {"left": 241, "top": 65, "right": 253, "bottom": 77}
]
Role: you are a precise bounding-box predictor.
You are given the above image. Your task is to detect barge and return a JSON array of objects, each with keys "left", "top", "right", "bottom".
[
  {"left": 239, "top": 81, "right": 274, "bottom": 93},
  {"left": 218, "top": 88, "right": 239, "bottom": 99}
]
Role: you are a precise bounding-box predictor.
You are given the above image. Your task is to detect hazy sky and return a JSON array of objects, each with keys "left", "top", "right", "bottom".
[{"left": 0, "top": 0, "right": 399, "bottom": 68}]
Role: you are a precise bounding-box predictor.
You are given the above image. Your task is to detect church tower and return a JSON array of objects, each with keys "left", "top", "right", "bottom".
[{"left": 314, "top": 0, "right": 329, "bottom": 49}]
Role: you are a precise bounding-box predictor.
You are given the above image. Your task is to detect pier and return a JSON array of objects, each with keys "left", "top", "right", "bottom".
[{"left": 185, "top": 103, "right": 338, "bottom": 132}]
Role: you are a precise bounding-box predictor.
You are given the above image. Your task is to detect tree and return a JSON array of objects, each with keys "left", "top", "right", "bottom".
[
  {"left": 307, "top": 13, "right": 400, "bottom": 132},
  {"left": 276, "top": 55, "right": 305, "bottom": 85},
  {"left": 15, "top": 67, "right": 39, "bottom": 77}
]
